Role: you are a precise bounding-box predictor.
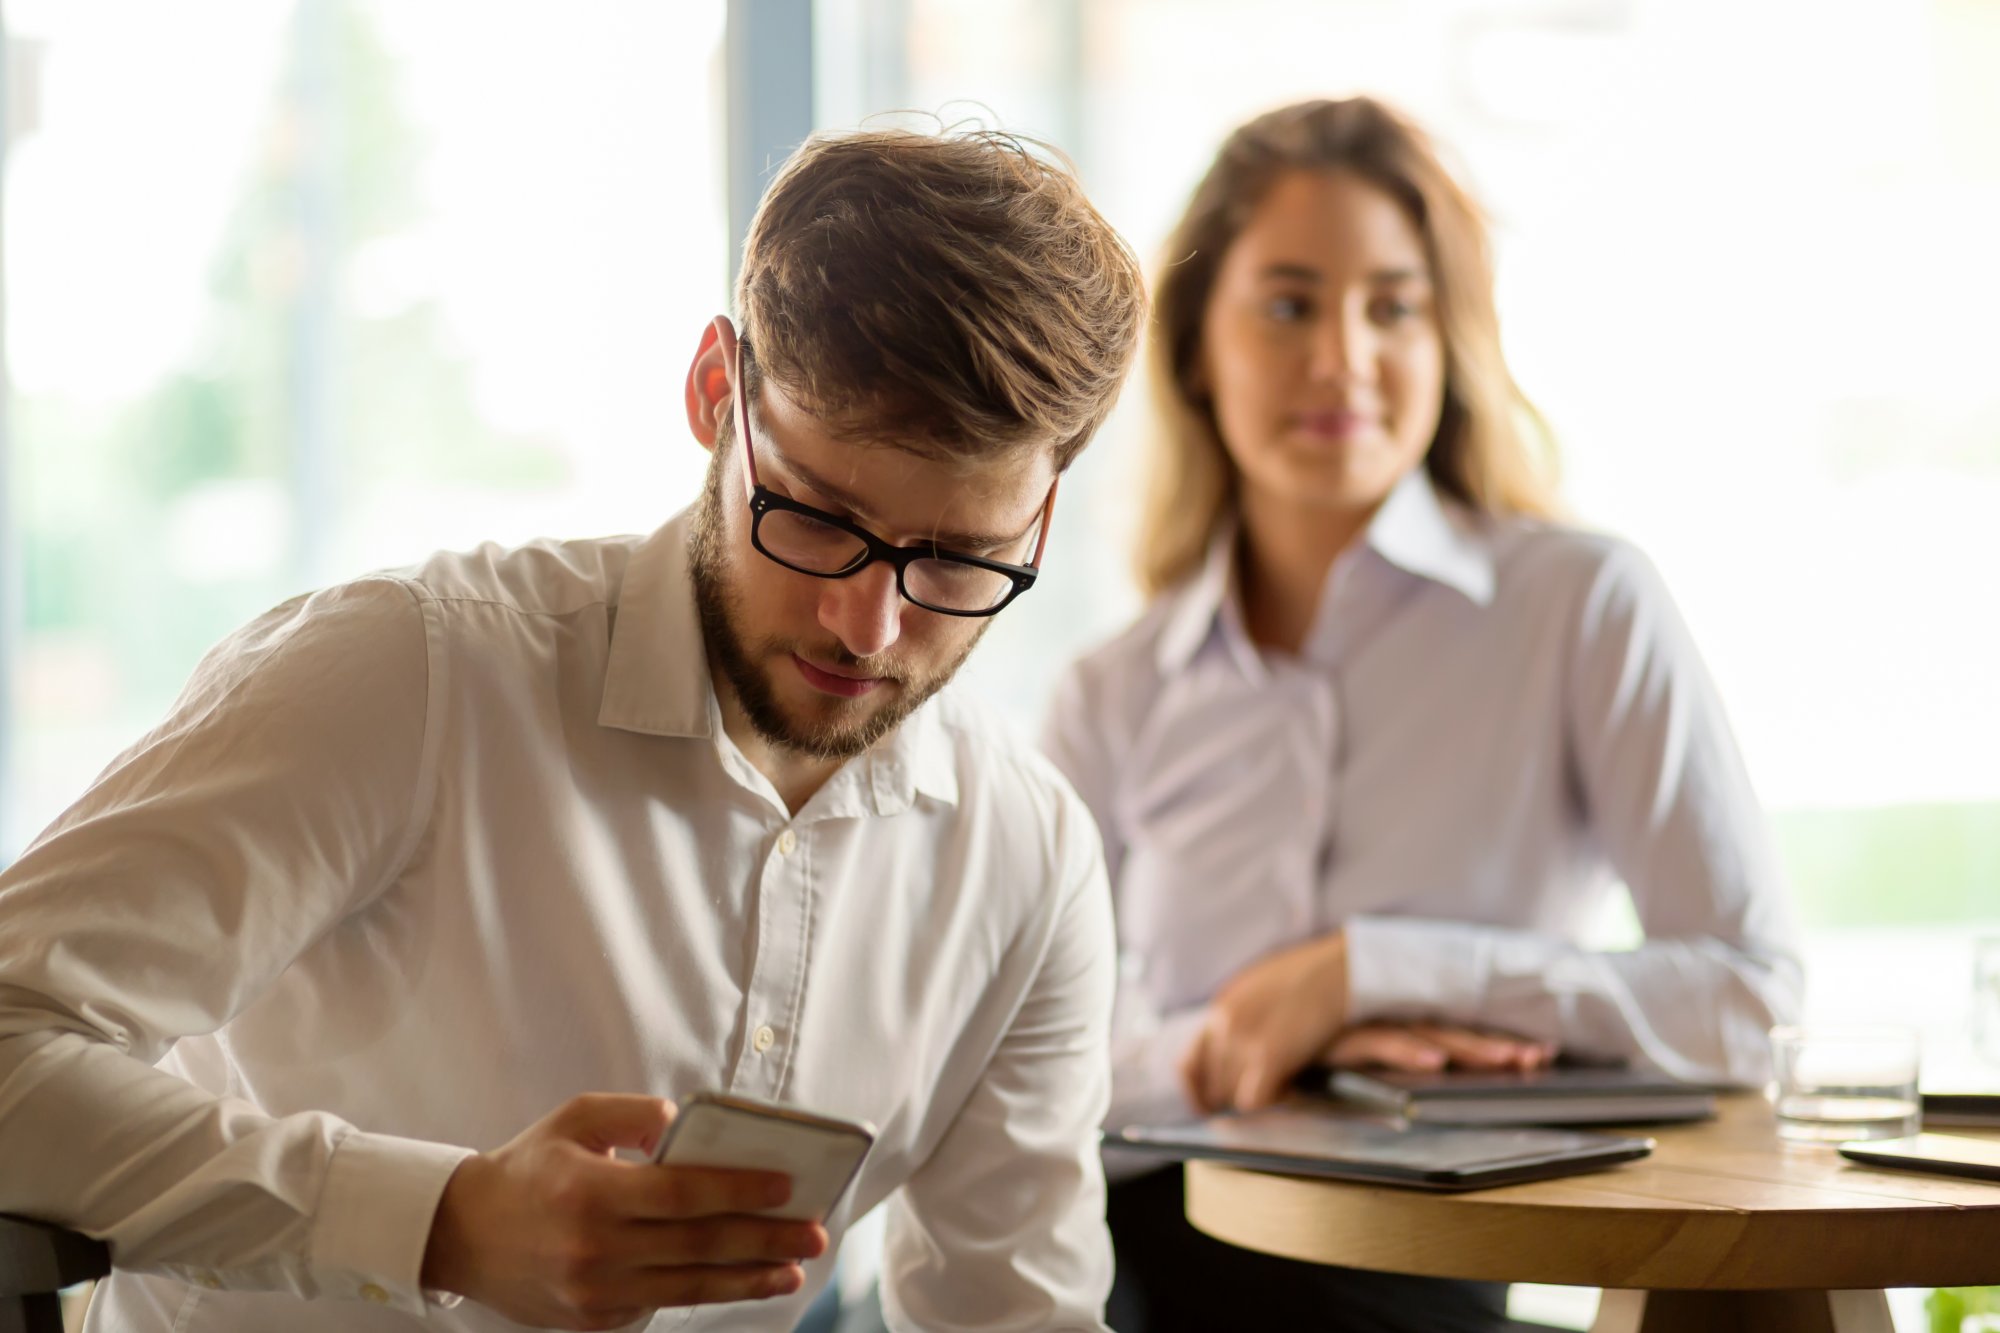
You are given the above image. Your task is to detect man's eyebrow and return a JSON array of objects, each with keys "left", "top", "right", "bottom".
[{"left": 769, "top": 445, "right": 1036, "bottom": 552}]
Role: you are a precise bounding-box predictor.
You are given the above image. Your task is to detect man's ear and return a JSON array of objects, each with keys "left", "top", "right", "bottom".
[{"left": 683, "top": 315, "right": 740, "bottom": 452}]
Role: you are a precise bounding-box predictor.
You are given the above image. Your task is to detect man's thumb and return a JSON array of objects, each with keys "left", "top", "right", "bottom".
[{"left": 553, "top": 1092, "right": 677, "bottom": 1155}]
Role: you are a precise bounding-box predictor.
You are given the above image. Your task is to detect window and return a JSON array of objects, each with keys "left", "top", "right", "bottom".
[
  {"left": 813, "top": 3, "right": 2000, "bottom": 1325},
  {"left": 2, "top": 0, "right": 728, "bottom": 853}
]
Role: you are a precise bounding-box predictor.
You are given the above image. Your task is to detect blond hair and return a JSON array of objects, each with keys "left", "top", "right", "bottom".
[
  {"left": 737, "top": 128, "right": 1145, "bottom": 471},
  {"left": 1138, "top": 98, "right": 1559, "bottom": 595}
]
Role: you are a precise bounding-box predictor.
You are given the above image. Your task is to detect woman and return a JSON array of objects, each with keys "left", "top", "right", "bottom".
[{"left": 1043, "top": 97, "right": 1803, "bottom": 1332}]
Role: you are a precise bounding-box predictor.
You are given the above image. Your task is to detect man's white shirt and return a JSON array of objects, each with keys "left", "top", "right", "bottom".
[{"left": 0, "top": 511, "right": 1117, "bottom": 1332}]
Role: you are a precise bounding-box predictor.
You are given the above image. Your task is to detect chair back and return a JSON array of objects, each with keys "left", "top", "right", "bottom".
[{"left": 0, "top": 1215, "right": 109, "bottom": 1333}]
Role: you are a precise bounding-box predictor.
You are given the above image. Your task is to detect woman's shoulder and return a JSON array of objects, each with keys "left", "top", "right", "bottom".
[
  {"left": 1481, "top": 514, "right": 1696, "bottom": 668},
  {"left": 1057, "top": 596, "right": 1182, "bottom": 699},
  {"left": 1486, "top": 514, "right": 1671, "bottom": 605}
]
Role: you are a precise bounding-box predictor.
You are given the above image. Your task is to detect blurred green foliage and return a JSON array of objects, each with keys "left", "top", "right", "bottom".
[
  {"left": 1773, "top": 803, "right": 2000, "bottom": 928},
  {"left": 18, "top": 0, "right": 563, "bottom": 723},
  {"left": 1927, "top": 1286, "right": 2000, "bottom": 1333}
]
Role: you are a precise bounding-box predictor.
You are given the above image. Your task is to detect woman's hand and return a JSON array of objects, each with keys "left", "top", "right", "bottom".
[
  {"left": 1323, "top": 1021, "right": 1557, "bottom": 1073},
  {"left": 1178, "top": 931, "right": 1349, "bottom": 1114}
]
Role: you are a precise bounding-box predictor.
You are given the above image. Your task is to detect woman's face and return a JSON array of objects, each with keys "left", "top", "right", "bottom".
[{"left": 1199, "top": 169, "right": 1446, "bottom": 526}]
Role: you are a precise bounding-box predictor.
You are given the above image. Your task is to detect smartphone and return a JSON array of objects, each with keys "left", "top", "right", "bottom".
[
  {"left": 651, "top": 1092, "right": 876, "bottom": 1222},
  {"left": 1838, "top": 1132, "right": 2000, "bottom": 1183}
]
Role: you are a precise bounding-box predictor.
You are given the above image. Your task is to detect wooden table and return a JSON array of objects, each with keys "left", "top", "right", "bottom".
[{"left": 1185, "top": 1094, "right": 2000, "bottom": 1332}]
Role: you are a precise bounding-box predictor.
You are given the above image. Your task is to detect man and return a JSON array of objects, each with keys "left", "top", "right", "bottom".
[{"left": 0, "top": 128, "right": 1144, "bottom": 1331}]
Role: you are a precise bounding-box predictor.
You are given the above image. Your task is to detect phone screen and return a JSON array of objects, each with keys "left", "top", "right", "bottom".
[{"left": 652, "top": 1094, "right": 876, "bottom": 1222}]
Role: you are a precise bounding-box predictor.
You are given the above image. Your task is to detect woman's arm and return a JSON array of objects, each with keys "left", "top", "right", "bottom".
[
  {"left": 1042, "top": 661, "right": 1205, "bottom": 1126},
  {"left": 1345, "top": 543, "right": 1803, "bottom": 1085}
]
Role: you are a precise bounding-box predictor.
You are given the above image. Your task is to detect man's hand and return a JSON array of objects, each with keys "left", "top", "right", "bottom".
[
  {"left": 1324, "top": 1021, "right": 1558, "bottom": 1073},
  {"left": 1179, "top": 930, "right": 1349, "bottom": 1114},
  {"left": 421, "top": 1094, "right": 828, "bottom": 1331}
]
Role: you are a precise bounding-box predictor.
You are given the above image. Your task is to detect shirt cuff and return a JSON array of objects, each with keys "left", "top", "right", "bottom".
[
  {"left": 1343, "top": 915, "right": 1494, "bottom": 1022},
  {"left": 1108, "top": 1005, "right": 1206, "bottom": 1128},
  {"left": 307, "top": 1129, "right": 475, "bottom": 1316}
]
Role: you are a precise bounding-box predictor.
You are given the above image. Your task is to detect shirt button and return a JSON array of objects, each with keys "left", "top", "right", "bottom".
[
  {"left": 753, "top": 1024, "right": 776, "bottom": 1053},
  {"left": 777, "top": 829, "right": 798, "bottom": 856},
  {"left": 195, "top": 1273, "right": 223, "bottom": 1290},
  {"left": 360, "top": 1283, "right": 390, "bottom": 1304}
]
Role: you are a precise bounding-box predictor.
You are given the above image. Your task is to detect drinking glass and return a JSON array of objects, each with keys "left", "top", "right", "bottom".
[
  {"left": 1975, "top": 937, "right": 2000, "bottom": 1066},
  {"left": 1770, "top": 1025, "right": 1921, "bottom": 1143}
]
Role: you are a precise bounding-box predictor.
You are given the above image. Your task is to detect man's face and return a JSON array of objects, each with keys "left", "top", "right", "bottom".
[{"left": 687, "top": 340, "right": 1057, "bottom": 762}]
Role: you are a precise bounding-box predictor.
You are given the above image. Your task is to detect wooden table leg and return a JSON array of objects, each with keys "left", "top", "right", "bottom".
[{"left": 1591, "top": 1288, "right": 1893, "bottom": 1333}]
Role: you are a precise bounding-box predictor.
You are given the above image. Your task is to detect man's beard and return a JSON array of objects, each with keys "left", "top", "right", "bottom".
[{"left": 686, "top": 459, "right": 986, "bottom": 762}]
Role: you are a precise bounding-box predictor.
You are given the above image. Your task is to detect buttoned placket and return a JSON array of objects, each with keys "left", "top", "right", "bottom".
[
  {"left": 1262, "top": 657, "right": 1340, "bottom": 940},
  {"left": 724, "top": 806, "right": 820, "bottom": 1102},
  {"left": 1300, "top": 550, "right": 1429, "bottom": 938},
  {"left": 700, "top": 682, "right": 924, "bottom": 1107},
  {"left": 697, "top": 708, "right": 813, "bottom": 1102}
]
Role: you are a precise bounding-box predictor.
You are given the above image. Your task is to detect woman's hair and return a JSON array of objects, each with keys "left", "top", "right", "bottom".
[
  {"left": 737, "top": 127, "right": 1145, "bottom": 472},
  {"left": 1136, "top": 97, "right": 1559, "bottom": 595}
]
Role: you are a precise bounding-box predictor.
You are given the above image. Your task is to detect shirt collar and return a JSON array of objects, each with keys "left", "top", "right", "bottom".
[
  {"left": 1150, "top": 468, "right": 1495, "bottom": 678},
  {"left": 1364, "top": 467, "right": 1496, "bottom": 608},
  {"left": 598, "top": 509, "right": 958, "bottom": 811},
  {"left": 599, "top": 512, "right": 712, "bottom": 739},
  {"left": 865, "top": 701, "right": 959, "bottom": 814},
  {"left": 1153, "top": 516, "right": 1264, "bottom": 680}
]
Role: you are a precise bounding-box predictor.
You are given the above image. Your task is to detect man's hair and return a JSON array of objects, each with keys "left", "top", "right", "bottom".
[{"left": 736, "top": 127, "right": 1145, "bottom": 471}]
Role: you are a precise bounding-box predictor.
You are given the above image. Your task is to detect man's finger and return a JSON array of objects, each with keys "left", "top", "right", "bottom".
[
  {"left": 595, "top": 1261, "right": 806, "bottom": 1314},
  {"left": 607, "top": 1217, "right": 827, "bottom": 1267},
  {"left": 608, "top": 1162, "right": 798, "bottom": 1221},
  {"left": 551, "top": 1094, "right": 678, "bottom": 1155}
]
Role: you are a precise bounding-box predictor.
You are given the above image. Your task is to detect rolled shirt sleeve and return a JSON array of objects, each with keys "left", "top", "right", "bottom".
[
  {"left": 0, "top": 578, "right": 464, "bottom": 1312},
  {"left": 1345, "top": 545, "right": 1802, "bottom": 1085}
]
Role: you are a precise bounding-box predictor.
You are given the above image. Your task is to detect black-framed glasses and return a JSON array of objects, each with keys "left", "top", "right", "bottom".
[{"left": 732, "top": 338, "right": 1058, "bottom": 617}]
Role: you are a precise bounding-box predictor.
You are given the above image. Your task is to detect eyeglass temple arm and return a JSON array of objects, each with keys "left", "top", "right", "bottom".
[
  {"left": 1028, "top": 476, "right": 1060, "bottom": 567},
  {"left": 735, "top": 342, "right": 760, "bottom": 503}
]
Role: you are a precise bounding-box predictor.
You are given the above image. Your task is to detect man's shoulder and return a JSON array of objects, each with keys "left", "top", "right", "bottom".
[
  {"left": 387, "top": 533, "right": 648, "bottom": 619},
  {"left": 927, "top": 687, "right": 1091, "bottom": 820}
]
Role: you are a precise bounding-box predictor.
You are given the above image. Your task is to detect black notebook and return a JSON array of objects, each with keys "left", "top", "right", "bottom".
[
  {"left": 1921, "top": 1092, "right": 2000, "bottom": 1129},
  {"left": 1324, "top": 1064, "right": 1717, "bottom": 1126},
  {"left": 1106, "top": 1103, "right": 1654, "bottom": 1191}
]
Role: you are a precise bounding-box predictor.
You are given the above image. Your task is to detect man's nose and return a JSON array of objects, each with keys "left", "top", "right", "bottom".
[{"left": 818, "top": 561, "right": 903, "bottom": 660}]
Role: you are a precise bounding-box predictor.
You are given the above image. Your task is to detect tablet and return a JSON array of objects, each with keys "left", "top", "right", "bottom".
[
  {"left": 1837, "top": 1132, "right": 2000, "bottom": 1183},
  {"left": 1106, "top": 1103, "right": 1654, "bottom": 1191}
]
